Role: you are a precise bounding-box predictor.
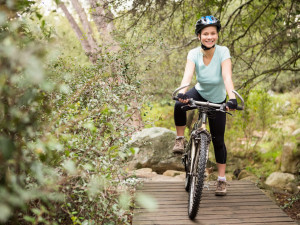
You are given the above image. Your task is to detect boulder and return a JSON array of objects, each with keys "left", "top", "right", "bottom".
[
  {"left": 240, "top": 176, "right": 258, "bottom": 183},
  {"left": 265, "top": 172, "right": 295, "bottom": 191},
  {"left": 237, "top": 170, "right": 253, "bottom": 180},
  {"left": 285, "top": 182, "right": 299, "bottom": 194},
  {"left": 225, "top": 173, "right": 236, "bottom": 181},
  {"left": 133, "top": 168, "right": 158, "bottom": 179},
  {"left": 163, "top": 170, "right": 185, "bottom": 177},
  {"left": 127, "top": 127, "right": 184, "bottom": 173},
  {"left": 280, "top": 142, "right": 300, "bottom": 174},
  {"left": 151, "top": 174, "right": 185, "bottom": 182}
]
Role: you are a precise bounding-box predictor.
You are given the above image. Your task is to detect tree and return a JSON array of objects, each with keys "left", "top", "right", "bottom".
[
  {"left": 113, "top": 0, "right": 299, "bottom": 95},
  {"left": 57, "top": 0, "right": 143, "bottom": 129}
]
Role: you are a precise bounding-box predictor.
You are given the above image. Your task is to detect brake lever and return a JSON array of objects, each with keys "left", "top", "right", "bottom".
[
  {"left": 180, "top": 99, "right": 197, "bottom": 110},
  {"left": 181, "top": 105, "right": 191, "bottom": 110},
  {"left": 216, "top": 109, "right": 233, "bottom": 116},
  {"left": 225, "top": 111, "right": 233, "bottom": 116}
]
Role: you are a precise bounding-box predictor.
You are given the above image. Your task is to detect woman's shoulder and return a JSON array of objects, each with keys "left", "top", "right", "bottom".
[
  {"left": 216, "top": 45, "right": 230, "bottom": 52},
  {"left": 188, "top": 46, "right": 202, "bottom": 54},
  {"left": 188, "top": 47, "right": 202, "bottom": 58}
]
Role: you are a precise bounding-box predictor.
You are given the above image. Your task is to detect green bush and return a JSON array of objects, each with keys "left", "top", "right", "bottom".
[{"left": 0, "top": 5, "right": 144, "bottom": 224}]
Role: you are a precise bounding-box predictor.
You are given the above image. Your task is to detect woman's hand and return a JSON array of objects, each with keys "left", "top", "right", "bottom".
[
  {"left": 177, "top": 93, "right": 189, "bottom": 104},
  {"left": 226, "top": 99, "right": 237, "bottom": 111}
]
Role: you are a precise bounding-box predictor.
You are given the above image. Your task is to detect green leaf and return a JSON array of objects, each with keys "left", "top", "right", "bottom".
[
  {"left": 23, "top": 216, "right": 35, "bottom": 223},
  {"left": 135, "top": 193, "right": 158, "bottom": 212},
  {"left": 0, "top": 203, "right": 11, "bottom": 222},
  {"left": 32, "top": 208, "right": 41, "bottom": 215},
  {"left": 0, "top": 136, "right": 15, "bottom": 160},
  {"left": 129, "top": 147, "right": 135, "bottom": 155},
  {"left": 59, "top": 84, "right": 71, "bottom": 94},
  {"left": 119, "top": 193, "right": 131, "bottom": 210},
  {"left": 0, "top": 12, "right": 7, "bottom": 25},
  {"left": 35, "top": 12, "right": 43, "bottom": 20},
  {"left": 62, "top": 160, "right": 77, "bottom": 175}
]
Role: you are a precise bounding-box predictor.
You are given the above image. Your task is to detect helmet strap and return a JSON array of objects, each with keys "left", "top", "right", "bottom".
[{"left": 201, "top": 43, "right": 215, "bottom": 50}]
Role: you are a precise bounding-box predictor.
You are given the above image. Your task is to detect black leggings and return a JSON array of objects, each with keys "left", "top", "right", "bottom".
[{"left": 174, "top": 87, "right": 227, "bottom": 164}]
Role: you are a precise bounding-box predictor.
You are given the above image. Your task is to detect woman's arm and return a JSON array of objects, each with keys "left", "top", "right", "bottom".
[
  {"left": 179, "top": 59, "right": 195, "bottom": 94},
  {"left": 221, "top": 58, "right": 235, "bottom": 99}
]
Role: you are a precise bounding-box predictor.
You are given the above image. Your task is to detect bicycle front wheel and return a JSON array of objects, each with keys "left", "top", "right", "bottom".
[{"left": 188, "top": 132, "right": 208, "bottom": 220}]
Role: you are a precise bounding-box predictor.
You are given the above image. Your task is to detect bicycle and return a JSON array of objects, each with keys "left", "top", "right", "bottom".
[{"left": 172, "top": 84, "right": 244, "bottom": 220}]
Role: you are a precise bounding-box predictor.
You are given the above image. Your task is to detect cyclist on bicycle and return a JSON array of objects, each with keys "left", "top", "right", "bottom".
[{"left": 172, "top": 15, "right": 237, "bottom": 196}]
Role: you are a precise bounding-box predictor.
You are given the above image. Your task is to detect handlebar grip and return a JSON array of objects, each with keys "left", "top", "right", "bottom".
[
  {"left": 173, "top": 96, "right": 179, "bottom": 101},
  {"left": 237, "top": 105, "right": 243, "bottom": 110}
]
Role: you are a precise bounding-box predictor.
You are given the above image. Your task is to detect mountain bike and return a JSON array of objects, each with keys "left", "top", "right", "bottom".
[{"left": 172, "top": 84, "right": 244, "bottom": 220}]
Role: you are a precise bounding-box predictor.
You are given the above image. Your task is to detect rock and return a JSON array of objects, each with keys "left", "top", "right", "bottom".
[
  {"left": 163, "top": 170, "right": 185, "bottom": 177},
  {"left": 237, "top": 170, "right": 252, "bottom": 180},
  {"left": 292, "top": 128, "right": 300, "bottom": 136},
  {"left": 151, "top": 174, "right": 185, "bottom": 182},
  {"left": 252, "top": 130, "right": 266, "bottom": 138},
  {"left": 240, "top": 176, "right": 258, "bottom": 183},
  {"left": 285, "top": 182, "right": 299, "bottom": 194},
  {"left": 127, "top": 127, "right": 184, "bottom": 173},
  {"left": 297, "top": 213, "right": 300, "bottom": 220},
  {"left": 280, "top": 142, "right": 300, "bottom": 174},
  {"left": 265, "top": 172, "right": 295, "bottom": 191},
  {"left": 233, "top": 168, "right": 242, "bottom": 178},
  {"left": 133, "top": 168, "right": 158, "bottom": 179},
  {"left": 225, "top": 173, "right": 236, "bottom": 181},
  {"left": 271, "top": 119, "right": 294, "bottom": 135}
]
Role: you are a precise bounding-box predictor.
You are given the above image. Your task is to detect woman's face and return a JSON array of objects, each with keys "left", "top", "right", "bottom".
[{"left": 198, "top": 26, "right": 218, "bottom": 48}]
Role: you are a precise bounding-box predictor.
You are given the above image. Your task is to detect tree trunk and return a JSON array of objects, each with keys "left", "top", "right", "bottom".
[
  {"left": 88, "top": 0, "right": 119, "bottom": 52},
  {"left": 59, "top": 3, "right": 96, "bottom": 63},
  {"left": 70, "top": 0, "right": 99, "bottom": 54}
]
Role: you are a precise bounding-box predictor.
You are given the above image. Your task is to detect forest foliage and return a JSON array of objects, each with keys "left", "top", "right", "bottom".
[{"left": 0, "top": 0, "right": 299, "bottom": 224}]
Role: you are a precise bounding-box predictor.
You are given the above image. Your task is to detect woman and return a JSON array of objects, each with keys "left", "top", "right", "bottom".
[{"left": 172, "top": 16, "right": 237, "bottom": 196}]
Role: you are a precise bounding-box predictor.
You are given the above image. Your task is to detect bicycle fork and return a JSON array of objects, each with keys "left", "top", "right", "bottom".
[{"left": 183, "top": 112, "right": 211, "bottom": 188}]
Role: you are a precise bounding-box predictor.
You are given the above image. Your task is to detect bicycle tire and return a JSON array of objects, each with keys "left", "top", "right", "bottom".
[
  {"left": 188, "top": 132, "right": 208, "bottom": 220},
  {"left": 184, "top": 140, "right": 192, "bottom": 192}
]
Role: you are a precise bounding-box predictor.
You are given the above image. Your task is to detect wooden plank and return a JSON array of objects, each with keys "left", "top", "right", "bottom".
[
  {"left": 133, "top": 181, "right": 297, "bottom": 225},
  {"left": 135, "top": 205, "right": 281, "bottom": 213},
  {"left": 137, "top": 201, "right": 276, "bottom": 207},
  {"left": 133, "top": 220, "right": 297, "bottom": 225},
  {"left": 135, "top": 212, "right": 288, "bottom": 218},
  {"left": 134, "top": 213, "right": 293, "bottom": 220},
  {"left": 135, "top": 207, "right": 283, "bottom": 214}
]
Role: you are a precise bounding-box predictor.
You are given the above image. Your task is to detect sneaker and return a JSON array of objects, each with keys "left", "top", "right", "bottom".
[
  {"left": 172, "top": 137, "right": 185, "bottom": 154},
  {"left": 215, "top": 180, "right": 228, "bottom": 196}
]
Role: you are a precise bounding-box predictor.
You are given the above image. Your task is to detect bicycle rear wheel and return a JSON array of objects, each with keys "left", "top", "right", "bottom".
[{"left": 188, "top": 132, "right": 208, "bottom": 220}]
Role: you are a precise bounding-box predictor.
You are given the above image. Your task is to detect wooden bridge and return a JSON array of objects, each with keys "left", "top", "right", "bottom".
[{"left": 133, "top": 181, "right": 297, "bottom": 225}]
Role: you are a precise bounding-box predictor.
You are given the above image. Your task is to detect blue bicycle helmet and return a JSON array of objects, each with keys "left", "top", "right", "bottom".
[{"left": 195, "top": 15, "right": 221, "bottom": 36}]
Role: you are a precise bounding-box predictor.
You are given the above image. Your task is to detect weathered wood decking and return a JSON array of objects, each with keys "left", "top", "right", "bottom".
[{"left": 133, "top": 181, "right": 297, "bottom": 225}]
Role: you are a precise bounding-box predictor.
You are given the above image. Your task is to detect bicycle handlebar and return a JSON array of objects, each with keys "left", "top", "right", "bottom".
[{"left": 172, "top": 84, "right": 245, "bottom": 111}]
